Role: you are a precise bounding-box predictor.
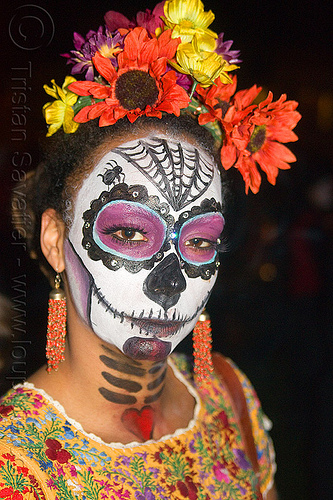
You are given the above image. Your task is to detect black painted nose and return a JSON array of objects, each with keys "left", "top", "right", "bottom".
[{"left": 143, "top": 253, "right": 186, "bottom": 311}]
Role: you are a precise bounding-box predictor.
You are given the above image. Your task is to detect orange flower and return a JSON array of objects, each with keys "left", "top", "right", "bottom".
[
  {"left": 69, "top": 28, "right": 190, "bottom": 125},
  {"left": 196, "top": 75, "right": 238, "bottom": 124},
  {"left": 220, "top": 89, "right": 301, "bottom": 194}
]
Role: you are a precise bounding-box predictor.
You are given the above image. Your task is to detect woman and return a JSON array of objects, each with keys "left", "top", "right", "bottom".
[{"left": 0, "top": 1, "right": 300, "bottom": 498}]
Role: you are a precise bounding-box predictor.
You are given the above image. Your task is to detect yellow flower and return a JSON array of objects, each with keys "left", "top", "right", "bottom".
[
  {"left": 163, "top": 0, "right": 217, "bottom": 45},
  {"left": 43, "top": 76, "right": 79, "bottom": 136},
  {"left": 171, "top": 36, "right": 232, "bottom": 87}
]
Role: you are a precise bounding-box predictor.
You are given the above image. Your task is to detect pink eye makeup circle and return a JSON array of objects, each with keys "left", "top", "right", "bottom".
[
  {"left": 178, "top": 212, "right": 225, "bottom": 265},
  {"left": 93, "top": 201, "right": 167, "bottom": 261}
]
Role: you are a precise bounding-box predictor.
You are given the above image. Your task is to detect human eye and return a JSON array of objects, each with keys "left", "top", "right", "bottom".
[
  {"left": 184, "top": 238, "right": 215, "bottom": 250},
  {"left": 101, "top": 226, "right": 148, "bottom": 244}
]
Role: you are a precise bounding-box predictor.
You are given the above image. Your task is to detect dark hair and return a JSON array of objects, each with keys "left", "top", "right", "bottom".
[{"left": 14, "top": 114, "right": 228, "bottom": 277}]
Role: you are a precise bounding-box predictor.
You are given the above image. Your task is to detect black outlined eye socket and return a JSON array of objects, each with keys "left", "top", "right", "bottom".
[
  {"left": 93, "top": 201, "right": 167, "bottom": 262},
  {"left": 178, "top": 212, "right": 225, "bottom": 265}
]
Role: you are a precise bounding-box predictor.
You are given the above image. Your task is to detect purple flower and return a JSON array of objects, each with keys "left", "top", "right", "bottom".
[
  {"left": 62, "top": 27, "right": 123, "bottom": 80},
  {"left": 137, "top": 452, "right": 148, "bottom": 462},
  {"left": 233, "top": 448, "right": 252, "bottom": 470},
  {"left": 175, "top": 72, "right": 193, "bottom": 92},
  {"left": 121, "top": 455, "right": 132, "bottom": 466},
  {"left": 148, "top": 467, "right": 160, "bottom": 478},
  {"left": 104, "top": 12, "right": 136, "bottom": 32},
  {"left": 136, "top": 2, "right": 165, "bottom": 33},
  {"left": 215, "top": 33, "right": 242, "bottom": 64},
  {"left": 105, "top": 2, "right": 165, "bottom": 34},
  {"left": 135, "top": 488, "right": 155, "bottom": 500},
  {"left": 199, "top": 470, "right": 209, "bottom": 481},
  {"left": 189, "top": 439, "right": 196, "bottom": 453},
  {"left": 207, "top": 484, "right": 216, "bottom": 494}
]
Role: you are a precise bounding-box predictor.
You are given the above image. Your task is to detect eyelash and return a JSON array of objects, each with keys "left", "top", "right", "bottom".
[
  {"left": 100, "top": 225, "right": 147, "bottom": 245},
  {"left": 216, "top": 233, "right": 229, "bottom": 253},
  {"left": 184, "top": 234, "right": 229, "bottom": 254}
]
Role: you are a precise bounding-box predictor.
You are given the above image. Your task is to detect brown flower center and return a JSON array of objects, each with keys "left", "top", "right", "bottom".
[
  {"left": 115, "top": 70, "right": 159, "bottom": 111},
  {"left": 247, "top": 125, "right": 266, "bottom": 153},
  {"left": 214, "top": 99, "right": 230, "bottom": 119}
]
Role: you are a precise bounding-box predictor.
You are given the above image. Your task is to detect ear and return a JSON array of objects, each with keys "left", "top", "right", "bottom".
[{"left": 40, "top": 208, "right": 66, "bottom": 273}]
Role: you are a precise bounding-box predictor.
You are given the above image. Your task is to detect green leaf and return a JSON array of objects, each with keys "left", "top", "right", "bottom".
[{"left": 73, "top": 96, "right": 104, "bottom": 115}]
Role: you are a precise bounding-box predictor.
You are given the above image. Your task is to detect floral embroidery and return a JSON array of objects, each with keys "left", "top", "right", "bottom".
[
  {"left": 0, "top": 453, "right": 46, "bottom": 500},
  {"left": 0, "top": 354, "right": 274, "bottom": 499}
]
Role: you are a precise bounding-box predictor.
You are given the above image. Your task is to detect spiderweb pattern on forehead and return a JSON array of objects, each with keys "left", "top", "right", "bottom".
[{"left": 113, "top": 138, "right": 215, "bottom": 211}]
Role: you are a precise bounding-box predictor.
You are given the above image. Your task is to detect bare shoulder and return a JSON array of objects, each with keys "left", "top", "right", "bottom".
[{"left": 266, "top": 484, "right": 278, "bottom": 500}]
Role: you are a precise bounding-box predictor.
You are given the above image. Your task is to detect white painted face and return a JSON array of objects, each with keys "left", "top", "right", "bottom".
[{"left": 65, "top": 134, "right": 224, "bottom": 361}]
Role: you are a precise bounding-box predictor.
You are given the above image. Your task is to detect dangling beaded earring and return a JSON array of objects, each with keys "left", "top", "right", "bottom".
[
  {"left": 46, "top": 273, "right": 67, "bottom": 373},
  {"left": 193, "top": 309, "right": 213, "bottom": 387}
]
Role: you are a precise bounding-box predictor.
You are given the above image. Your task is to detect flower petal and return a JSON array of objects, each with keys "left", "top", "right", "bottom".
[
  {"left": 43, "top": 100, "right": 65, "bottom": 125},
  {"left": 43, "top": 80, "right": 60, "bottom": 100},
  {"left": 104, "top": 11, "right": 133, "bottom": 31},
  {"left": 92, "top": 52, "right": 117, "bottom": 83},
  {"left": 63, "top": 107, "right": 79, "bottom": 134}
]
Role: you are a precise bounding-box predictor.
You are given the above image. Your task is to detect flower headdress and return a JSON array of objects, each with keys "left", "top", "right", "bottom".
[{"left": 43, "top": 0, "right": 301, "bottom": 194}]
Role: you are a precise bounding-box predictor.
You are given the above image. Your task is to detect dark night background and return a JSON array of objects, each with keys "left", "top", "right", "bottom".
[{"left": 1, "top": 1, "right": 333, "bottom": 499}]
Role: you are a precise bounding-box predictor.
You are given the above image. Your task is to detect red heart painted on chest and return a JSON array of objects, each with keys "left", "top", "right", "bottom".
[{"left": 121, "top": 405, "right": 155, "bottom": 441}]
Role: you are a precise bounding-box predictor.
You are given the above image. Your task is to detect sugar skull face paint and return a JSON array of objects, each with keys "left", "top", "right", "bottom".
[{"left": 65, "top": 135, "right": 224, "bottom": 361}]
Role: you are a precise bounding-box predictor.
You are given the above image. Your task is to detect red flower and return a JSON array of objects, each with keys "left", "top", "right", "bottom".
[
  {"left": 0, "top": 488, "right": 13, "bottom": 498},
  {"left": 0, "top": 406, "right": 14, "bottom": 417},
  {"left": 164, "top": 444, "right": 174, "bottom": 454},
  {"left": 153, "top": 451, "right": 162, "bottom": 464},
  {"left": 216, "top": 410, "right": 229, "bottom": 427},
  {"left": 45, "top": 439, "right": 71, "bottom": 464},
  {"left": 222, "top": 88, "right": 300, "bottom": 194},
  {"left": 0, "top": 487, "right": 23, "bottom": 500},
  {"left": 177, "top": 477, "right": 198, "bottom": 500},
  {"left": 16, "top": 467, "right": 29, "bottom": 477},
  {"left": 1, "top": 455, "right": 15, "bottom": 463},
  {"left": 69, "top": 27, "right": 190, "bottom": 126}
]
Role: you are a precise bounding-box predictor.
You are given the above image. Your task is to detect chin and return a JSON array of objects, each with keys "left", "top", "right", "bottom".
[{"left": 122, "top": 337, "right": 172, "bottom": 361}]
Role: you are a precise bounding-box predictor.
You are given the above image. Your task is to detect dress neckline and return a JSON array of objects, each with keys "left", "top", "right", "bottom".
[{"left": 17, "top": 356, "right": 202, "bottom": 449}]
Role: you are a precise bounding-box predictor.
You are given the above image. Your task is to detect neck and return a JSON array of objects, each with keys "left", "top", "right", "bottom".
[
  {"left": 29, "top": 305, "right": 195, "bottom": 444},
  {"left": 98, "top": 344, "right": 167, "bottom": 407}
]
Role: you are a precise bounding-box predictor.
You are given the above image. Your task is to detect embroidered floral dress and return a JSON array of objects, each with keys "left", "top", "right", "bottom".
[{"left": 0, "top": 355, "right": 275, "bottom": 500}]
